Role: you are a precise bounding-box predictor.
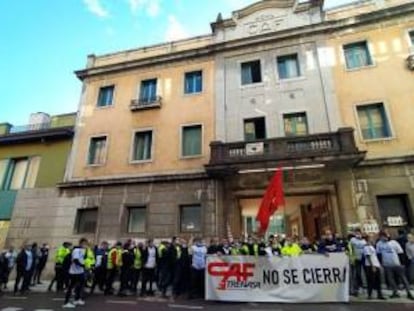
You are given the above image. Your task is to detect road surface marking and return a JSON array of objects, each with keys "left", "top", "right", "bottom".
[
  {"left": 3, "top": 296, "right": 28, "bottom": 300},
  {"left": 1, "top": 308, "right": 24, "bottom": 311},
  {"left": 51, "top": 298, "right": 64, "bottom": 301},
  {"left": 106, "top": 300, "right": 137, "bottom": 305},
  {"left": 34, "top": 309, "right": 54, "bottom": 311},
  {"left": 169, "top": 304, "right": 204, "bottom": 310}
]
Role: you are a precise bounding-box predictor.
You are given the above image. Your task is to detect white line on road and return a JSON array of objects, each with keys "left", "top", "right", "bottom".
[
  {"left": 3, "top": 296, "right": 28, "bottom": 300},
  {"left": 106, "top": 300, "right": 137, "bottom": 305},
  {"left": 1, "top": 308, "right": 23, "bottom": 311},
  {"left": 168, "top": 304, "right": 204, "bottom": 310},
  {"left": 51, "top": 298, "right": 64, "bottom": 301}
]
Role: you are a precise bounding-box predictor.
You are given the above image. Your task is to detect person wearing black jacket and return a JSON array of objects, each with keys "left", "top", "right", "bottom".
[
  {"left": 173, "top": 238, "right": 190, "bottom": 298},
  {"left": 141, "top": 239, "right": 158, "bottom": 296},
  {"left": 207, "top": 238, "right": 221, "bottom": 255},
  {"left": 14, "top": 243, "right": 33, "bottom": 295},
  {"left": 118, "top": 243, "right": 134, "bottom": 297},
  {"left": 33, "top": 243, "right": 49, "bottom": 285},
  {"left": 158, "top": 240, "right": 174, "bottom": 298}
]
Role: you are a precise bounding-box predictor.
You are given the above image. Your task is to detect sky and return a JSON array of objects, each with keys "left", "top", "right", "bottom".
[{"left": 0, "top": 0, "right": 356, "bottom": 125}]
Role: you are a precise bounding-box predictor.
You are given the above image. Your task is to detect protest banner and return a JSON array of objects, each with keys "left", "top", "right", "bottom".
[{"left": 206, "top": 253, "right": 349, "bottom": 303}]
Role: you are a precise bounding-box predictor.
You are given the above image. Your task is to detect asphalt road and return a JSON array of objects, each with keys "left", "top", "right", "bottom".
[{"left": 0, "top": 292, "right": 413, "bottom": 311}]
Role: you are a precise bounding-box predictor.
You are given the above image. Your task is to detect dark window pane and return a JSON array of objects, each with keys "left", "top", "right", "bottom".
[
  {"left": 377, "top": 195, "right": 412, "bottom": 227},
  {"left": 76, "top": 208, "right": 98, "bottom": 233},
  {"left": 241, "top": 60, "right": 262, "bottom": 85},
  {"left": 244, "top": 117, "right": 266, "bottom": 141},
  {"left": 180, "top": 205, "right": 201, "bottom": 232}
]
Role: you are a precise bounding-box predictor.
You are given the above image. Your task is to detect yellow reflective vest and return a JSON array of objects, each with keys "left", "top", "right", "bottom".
[
  {"left": 107, "top": 247, "right": 122, "bottom": 269},
  {"left": 281, "top": 243, "right": 302, "bottom": 257},
  {"left": 84, "top": 248, "right": 95, "bottom": 270},
  {"left": 55, "top": 246, "right": 70, "bottom": 265},
  {"left": 133, "top": 248, "right": 142, "bottom": 269}
]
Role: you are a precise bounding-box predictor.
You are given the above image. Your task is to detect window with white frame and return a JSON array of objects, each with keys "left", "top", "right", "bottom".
[
  {"left": 182, "top": 125, "right": 202, "bottom": 157},
  {"left": 283, "top": 112, "right": 308, "bottom": 136},
  {"left": 356, "top": 103, "right": 391, "bottom": 140},
  {"left": 241, "top": 60, "right": 262, "bottom": 85},
  {"left": 139, "top": 79, "right": 158, "bottom": 103},
  {"left": 132, "top": 130, "right": 152, "bottom": 161},
  {"left": 0, "top": 157, "right": 41, "bottom": 190},
  {"left": 127, "top": 206, "right": 146, "bottom": 233},
  {"left": 184, "top": 71, "right": 202, "bottom": 94},
  {"left": 343, "top": 41, "right": 373, "bottom": 69},
  {"left": 277, "top": 54, "right": 301, "bottom": 79},
  {"left": 88, "top": 136, "right": 107, "bottom": 165},
  {"left": 97, "top": 85, "right": 114, "bottom": 107}
]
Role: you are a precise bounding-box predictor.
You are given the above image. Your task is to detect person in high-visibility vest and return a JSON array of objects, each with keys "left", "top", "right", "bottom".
[
  {"left": 131, "top": 242, "right": 143, "bottom": 293},
  {"left": 241, "top": 236, "right": 259, "bottom": 256},
  {"left": 230, "top": 239, "right": 241, "bottom": 255},
  {"left": 84, "top": 247, "right": 96, "bottom": 288},
  {"left": 104, "top": 241, "right": 122, "bottom": 296},
  {"left": 281, "top": 237, "right": 302, "bottom": 257},
  {"left": 48, "top": 242, "right": 72, "bottom": 292}
]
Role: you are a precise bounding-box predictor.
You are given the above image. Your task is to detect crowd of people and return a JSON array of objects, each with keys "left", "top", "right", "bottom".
[{"left": 1, "top": 228, "right": 414, "bottom": 308}]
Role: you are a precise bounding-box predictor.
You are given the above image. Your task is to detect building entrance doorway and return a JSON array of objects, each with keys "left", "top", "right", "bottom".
[{"left": 239, "top": 193, "right": 334, "bottom": 241}]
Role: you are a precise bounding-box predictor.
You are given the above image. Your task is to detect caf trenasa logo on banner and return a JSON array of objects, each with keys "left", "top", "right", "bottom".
[{"left": 207, "top": 262, "right": 261, "bottom": 290}]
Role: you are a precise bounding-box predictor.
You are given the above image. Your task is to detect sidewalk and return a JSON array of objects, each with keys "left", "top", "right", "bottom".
[{"left": 3, "top": 281, "right": 414, "bottom": 304}]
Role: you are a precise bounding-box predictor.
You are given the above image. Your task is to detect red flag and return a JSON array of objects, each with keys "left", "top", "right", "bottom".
[{"left": 256, "top": 168, "right": 285, "bottom": 234}]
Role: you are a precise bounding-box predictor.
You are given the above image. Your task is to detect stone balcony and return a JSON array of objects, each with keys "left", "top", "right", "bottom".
[{"left": 205, "top": 127, "right": 365, "bottom": 177}]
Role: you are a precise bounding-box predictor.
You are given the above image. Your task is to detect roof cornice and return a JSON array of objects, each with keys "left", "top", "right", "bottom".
[{"left": 75, "top": 2, "right": 414, "bottom": 80}]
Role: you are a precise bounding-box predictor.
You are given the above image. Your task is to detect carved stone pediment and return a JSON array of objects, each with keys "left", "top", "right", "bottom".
[{"left": 211, "top": 0, "right": 323, "bottom": 40}]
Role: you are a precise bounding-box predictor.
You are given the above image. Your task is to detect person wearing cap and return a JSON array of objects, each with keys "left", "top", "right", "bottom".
[
  {"left": 104, "top": 241, "right": 122, "bottom": 296},
  {"left": 48, "top": 242, "right": 72, "bottom": 292}
]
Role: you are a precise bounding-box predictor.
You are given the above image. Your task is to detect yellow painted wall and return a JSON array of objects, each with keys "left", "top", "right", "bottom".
[
  {"left": 329, "top": 21, "right": 414, "bottom": 159},
  {"left": 71, "top": 57, "right": 215, "bottom": 179}
]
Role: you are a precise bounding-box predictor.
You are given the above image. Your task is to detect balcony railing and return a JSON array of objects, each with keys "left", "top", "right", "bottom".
[
  {"left": 9, "top": 122, "right": 51, "bottom": 134},
  {"left": 130, "top": 96, "right": 162, "bottom": 111},
  {"left": 208, "top": 128, "right": 363, "bottom": 167}
]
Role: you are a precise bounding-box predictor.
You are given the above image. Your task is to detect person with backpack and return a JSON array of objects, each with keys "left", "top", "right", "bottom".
[{"left": 63, "top": 238, "right": 89, "bottom": 308}]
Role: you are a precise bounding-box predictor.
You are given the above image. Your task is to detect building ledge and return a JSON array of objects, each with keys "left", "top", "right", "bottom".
[
  {"left": 58, "top": 171, "right": 210, "bottom": 188},
  {"left": 358, "top": 155, "right": 414, "bottom": 167},
  {"left": 0, "top": 126, "right": 74, "bottom": 145}
]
